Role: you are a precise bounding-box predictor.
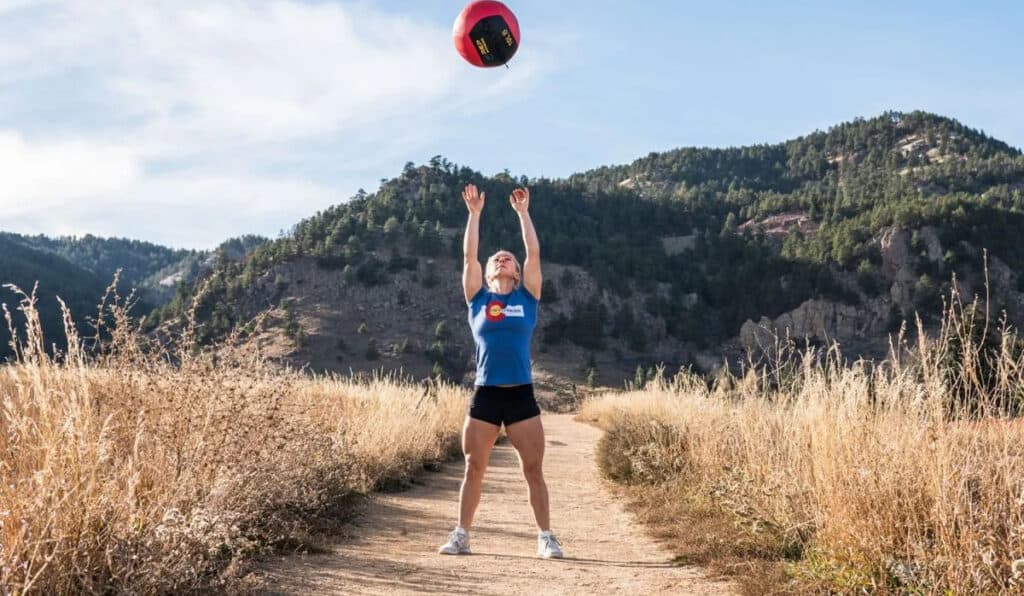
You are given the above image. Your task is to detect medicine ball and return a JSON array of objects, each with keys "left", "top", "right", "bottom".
[{"left": 453, "top": 1, "right": 520, "bottom": 68}]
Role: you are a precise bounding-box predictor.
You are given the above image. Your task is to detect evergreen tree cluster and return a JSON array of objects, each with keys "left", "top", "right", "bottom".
[
  {"left": 158, "top": 112, "right": 1024, "bottom": 349},
  {"left": 12, "top": 111, "right": 1020, "bottom": 356}
]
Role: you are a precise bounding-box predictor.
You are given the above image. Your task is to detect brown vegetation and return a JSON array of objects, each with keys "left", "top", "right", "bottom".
[
  {"left": 0, "top": 283, "right": 465, "bottom": 593},
  {"left": 581, "top": 285, "right": 1024, "bottom": 594}
]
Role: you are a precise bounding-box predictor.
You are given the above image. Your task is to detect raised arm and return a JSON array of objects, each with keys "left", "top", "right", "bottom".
[
  {"left": 462, "top": 184, "right": 484, "bottom": 303},
  {"left": 510, "top": 187, "right": 541, "bottom": 300}
]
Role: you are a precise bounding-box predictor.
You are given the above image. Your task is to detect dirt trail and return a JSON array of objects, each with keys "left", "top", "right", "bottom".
[{"left": 257, "top": 414, "right": 735, "bottom": 595}]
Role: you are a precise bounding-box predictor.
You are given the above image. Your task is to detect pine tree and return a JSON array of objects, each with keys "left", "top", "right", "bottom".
[{"left": 720, "top": 212, "right": 738, "bottom": 237}]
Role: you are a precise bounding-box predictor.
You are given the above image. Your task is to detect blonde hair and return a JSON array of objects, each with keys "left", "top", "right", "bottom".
[{"left": 484, "top": 250, "right": 521, "bottom": 291}]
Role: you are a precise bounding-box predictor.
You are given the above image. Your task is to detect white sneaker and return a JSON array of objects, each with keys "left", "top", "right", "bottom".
[
  {"left": 438, "top": 528, "right": 471, "bottom": 555},
  {"left": 537, "top": 531, "right": 563, "bottom": 559}
]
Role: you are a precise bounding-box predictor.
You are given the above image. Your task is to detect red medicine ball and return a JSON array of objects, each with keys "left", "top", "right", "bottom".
[{"left": 453, "top": 1, "right": 520, "bottom": 68}]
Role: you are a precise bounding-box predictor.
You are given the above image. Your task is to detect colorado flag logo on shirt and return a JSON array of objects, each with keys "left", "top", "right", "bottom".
[{"left": 486, "top": 300, "right": 525, "bottom": 322}]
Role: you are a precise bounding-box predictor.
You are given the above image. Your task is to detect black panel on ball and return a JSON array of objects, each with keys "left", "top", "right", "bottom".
[{"left": 468, "top": 15, "right": 518, "bottom": 66}]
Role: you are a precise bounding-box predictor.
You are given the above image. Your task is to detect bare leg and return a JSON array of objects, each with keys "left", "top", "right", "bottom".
[
  {"left": 459, "top": 416, "right": 501, "bottom": 529},
  {"left": 505, "top": 415, "right": 550, "bottom": 531}
]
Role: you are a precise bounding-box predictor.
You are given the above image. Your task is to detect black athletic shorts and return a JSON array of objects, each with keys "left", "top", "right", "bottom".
[{"left": 469, "top": 384, "right": 541, "bottom": 427}]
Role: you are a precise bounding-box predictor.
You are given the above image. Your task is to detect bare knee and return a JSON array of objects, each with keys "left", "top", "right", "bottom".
[
  {"left": 464, "top": 453, "right": 489, "bottom": 479},
  {"left": 521, "top": 459, "right": 545, "bottom": 483}
]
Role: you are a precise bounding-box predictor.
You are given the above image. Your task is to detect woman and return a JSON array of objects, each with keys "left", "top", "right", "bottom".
[{"left": 438, "top": 183, "right": 563, "bottom": 559}]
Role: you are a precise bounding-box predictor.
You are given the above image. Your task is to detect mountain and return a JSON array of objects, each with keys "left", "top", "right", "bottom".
[
  {"left": 0, "top": 233, "right": 269, "bottom": 361},
  {"left": 5, "top": 232, "right": 194, "bottom": 289},
  {"left": 7, "top": 111, "right": 1024, "bottom": 389},
  {"left": 2, "top": 232, "right": 270, "bottom": 303},
  {"left": 0, "top": 236, "right": 111, "bottom": 360},
  {"left": 146, "top": 111, "right": 1023, "bottom": 390}
]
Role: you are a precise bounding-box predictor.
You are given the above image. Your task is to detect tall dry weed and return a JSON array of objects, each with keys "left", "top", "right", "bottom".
[
  {"left": 0, "top": 281, "right": 465, "bottom": 593},
  {"left": 582, "top": 274, "right": 1024, "bottom": 593}
]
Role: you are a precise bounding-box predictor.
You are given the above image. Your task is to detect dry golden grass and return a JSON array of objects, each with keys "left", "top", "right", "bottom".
[
  {"left": 0, "top": 283, "right": 466, "bottom": 593},
  {"left": 581, "top": 287, "right": 1024, "bottom": 594}
]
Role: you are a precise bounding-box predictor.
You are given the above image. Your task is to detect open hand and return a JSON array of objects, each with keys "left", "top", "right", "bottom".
[
  {"left": 509, "top": 187, "right": 529, "bottom": 214},
  {"left": 462, "top": 184, "right": 485, "bottom": 214}
]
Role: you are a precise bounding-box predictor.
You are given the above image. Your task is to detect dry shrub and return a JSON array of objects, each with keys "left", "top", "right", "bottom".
[
  {"left": 582, "top": 282, "right": 1024, "bottom": 594},
  {"left": 0, "top": 282, "right": 465, "bottom": 594},
  {"left": 597, "top": 414, "right": 690, "bottom": 485}
]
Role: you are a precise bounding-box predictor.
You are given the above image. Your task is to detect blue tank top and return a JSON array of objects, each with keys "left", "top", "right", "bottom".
[{"left": 467, "top": 285, "right": 538, "bottom": 386}]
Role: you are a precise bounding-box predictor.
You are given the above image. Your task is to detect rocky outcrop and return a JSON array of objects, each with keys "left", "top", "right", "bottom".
[
  {"left": 918, "top": 227, "right": 944, "bottom": 266},
  {"left": 880, "top": 226, "right": 916, "bottom": 308},
  {"left": 738, "top": 225, "right": 1024, "bottom": 360},
  {"left": 879, "top": 225, "right": 947, "bottom": 310},
  {"left": 880, "top": 226, "right": 912, "bottom": 277},
  {"left": 661, "top": 232, "right": 698, "bottom": 255},
  {"left": 740, "top": 298, "right": 888, "bottom": 353},
  {"left": 738, "top": 211, "right": 818, "bottom": 239},
  {"left": 953, "top": 246, "right": 1024, "bottom": 320}
]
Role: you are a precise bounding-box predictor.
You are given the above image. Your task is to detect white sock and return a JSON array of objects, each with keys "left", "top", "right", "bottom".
[
  {"left": 539, "top": 529, "right": 554, "bottom": 537},
  {"left": 455, "top": 525, "right": 468, "bottom": 535}
]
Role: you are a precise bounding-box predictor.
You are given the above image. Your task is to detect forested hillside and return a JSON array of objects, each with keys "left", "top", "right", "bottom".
[
  {"left": 0, "top": 233, "right": 269, "bottom": 361},
  {"left": 7, "top": 111, "right": 1023, "bottom": 384},
  {"left": 0, "top": 236, "right": 110, "bottom": 360},
  {"left": 148, "top": 112, "right": 1024, "bottom": 384}
]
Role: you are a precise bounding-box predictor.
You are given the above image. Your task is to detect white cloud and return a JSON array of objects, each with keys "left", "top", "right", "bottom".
[
  {"left": 0, "top": 0, "right": 555, "bottom": 246},
  {"left": 0, "top": 0, "right": 31, "bottom": 18},
  {"left": 4, "top": 171, "right": 340, "bottom": 249},
  {"left": 111, "top": 1, "right": 465, "bottom": 151},
  {"left": 0, "top": 131, "right": 139, "bottom": 211},
  {"left": 3, "top": 0, "right": 546, "bottom": 151}
]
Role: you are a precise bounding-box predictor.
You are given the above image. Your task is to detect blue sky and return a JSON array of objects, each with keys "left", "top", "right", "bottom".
[{"left": 1, "top": 0, "right": 1021, "bottom": 248}]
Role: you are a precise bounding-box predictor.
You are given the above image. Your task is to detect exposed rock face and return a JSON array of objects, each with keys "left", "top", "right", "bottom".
[
  {"left": 737, "top": 225, "right": 1024, "bottom": 361},
  {"left": 742, "top": 226, "right": 925, "bottom": 355},
  {"left": 919, "top": 227, "right": 944, "bottom": 267},
  {"left": 988, "top": 254, "right": 1016, "bottom": 294},
  {"left": 957, "top": 250, "right": 1024, "bottom": 320},
  {"left": 737, "top": 211, "right": 818, "bottom": 239},
  {"left": 880, "top": 226, "right": 923, "bottom": 310},
  {"left": 159, "top": 272, "right": 185, "bottom": 287},
  {"left": 880, "top": 226, "right": 912, "bottom": 277},
  {"left": 740, "top": 298, "right": 884, "bottom": 352},
  {"left": 661, "top": 233, "right": 698, "bottom": 255}
]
